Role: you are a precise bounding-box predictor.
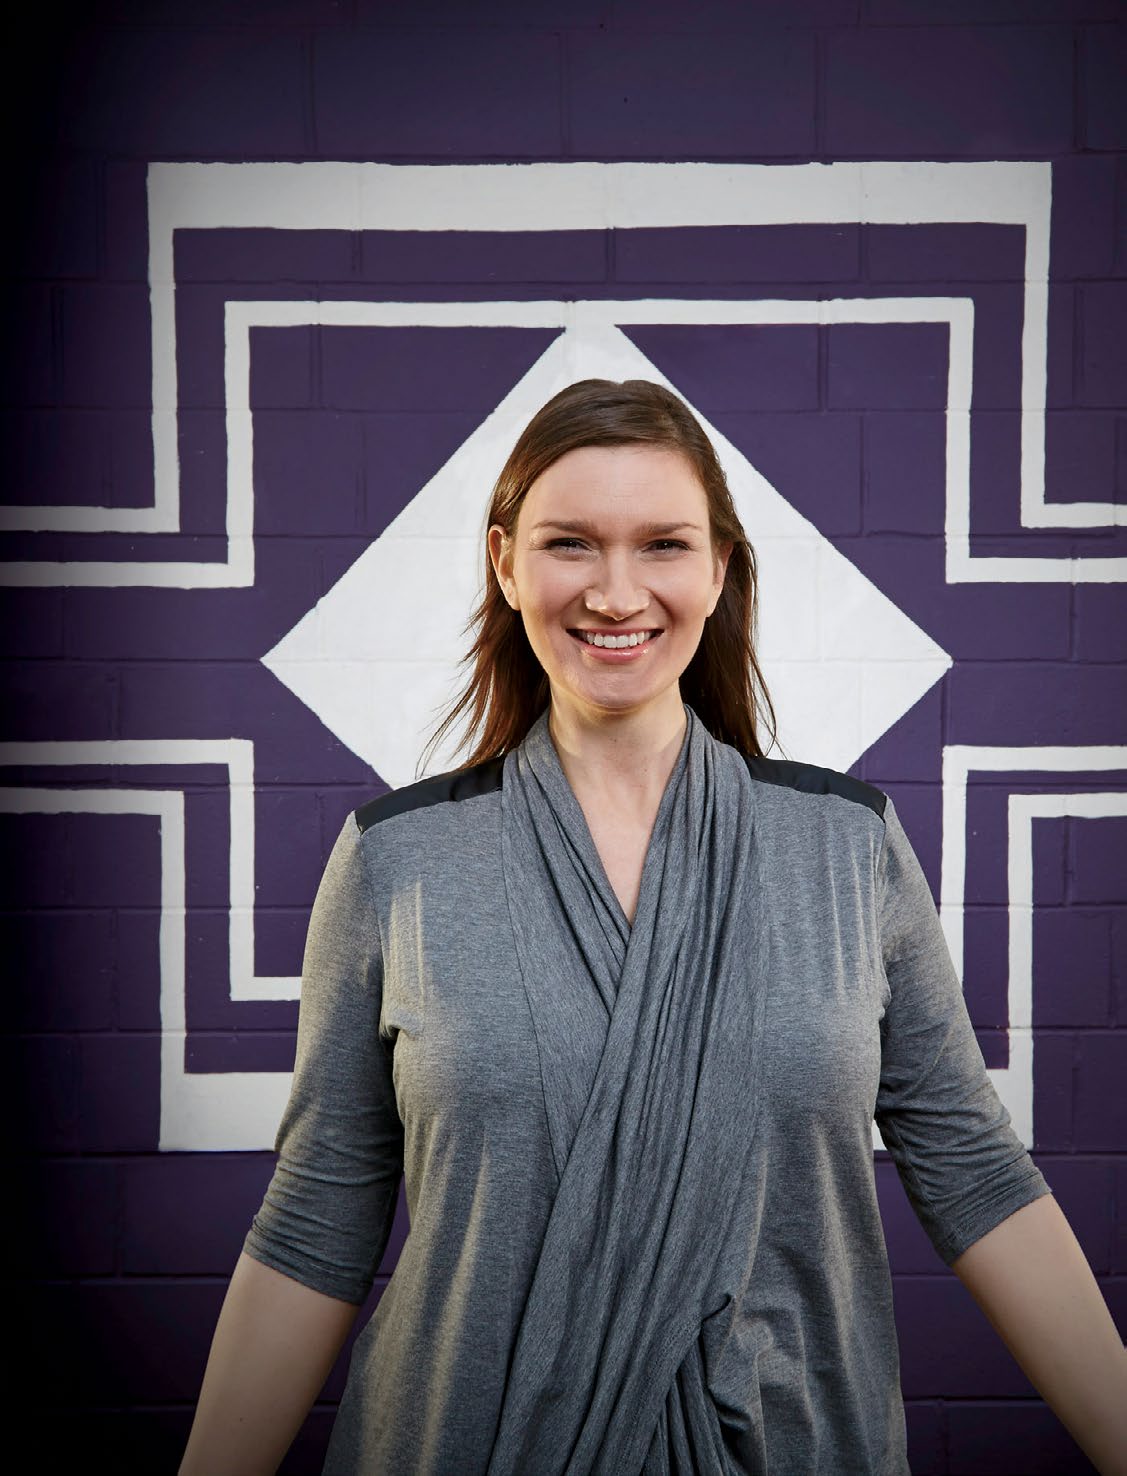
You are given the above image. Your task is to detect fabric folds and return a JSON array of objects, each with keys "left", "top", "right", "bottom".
[{"left": 487, "top": 704, "right": 769, "bottom": 1476}]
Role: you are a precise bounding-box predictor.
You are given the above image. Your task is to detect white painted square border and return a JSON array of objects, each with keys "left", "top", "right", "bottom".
[
  {"left": 3, "top": 159, "right": 1123, "bottom": 584},
  {"left": 938, "top": 744, "right": 1127, "bottom": 1149},
  {"left": 8, "top": 742, "right": 1120, "bottom": 1149},
  {"left": 0, "top": 741, "right": 298, "bottom": 1148}
]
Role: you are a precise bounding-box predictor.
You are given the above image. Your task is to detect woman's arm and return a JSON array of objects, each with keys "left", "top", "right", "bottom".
[
  {"left": 951, "top": 1193, "right": 1127, "bottom": 1476},
  {"left": 178, "top": 1251, "right": 360, "bottom": 1476}
]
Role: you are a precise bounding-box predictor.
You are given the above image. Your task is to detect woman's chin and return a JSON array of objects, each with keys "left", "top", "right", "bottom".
[{"left": 552, "top": 671, "right": 681, "bottom": 719}]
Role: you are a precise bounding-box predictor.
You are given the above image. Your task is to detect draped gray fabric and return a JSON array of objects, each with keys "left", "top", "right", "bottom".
[
  {"left": 247, "top": 693, "right": 1052, "bottom": 1473},
  {"left": 488, "top": 703, "right": 769, "bottom": 1476}
]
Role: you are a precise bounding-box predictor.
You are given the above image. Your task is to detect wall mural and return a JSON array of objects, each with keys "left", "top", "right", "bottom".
[{"left": 5, "top": 9, "right": 1124, "bottom": 1470}]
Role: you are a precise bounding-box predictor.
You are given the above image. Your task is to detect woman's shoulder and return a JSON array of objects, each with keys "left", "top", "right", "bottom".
[
  {"left": 737, "top": 751, "right": 888, "bottom": 824},
  {"left": 354, "top": 754, "right": 506, "bottom": 837}
]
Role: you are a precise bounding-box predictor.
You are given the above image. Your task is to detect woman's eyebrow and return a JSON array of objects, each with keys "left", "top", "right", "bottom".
[{"left": 530, "top": 519, "right": 703, "bottom": 536}]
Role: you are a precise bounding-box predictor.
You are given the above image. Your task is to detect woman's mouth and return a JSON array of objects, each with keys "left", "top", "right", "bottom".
[{"left": 567, "top": 628, "right": 663, "bottom": 660}]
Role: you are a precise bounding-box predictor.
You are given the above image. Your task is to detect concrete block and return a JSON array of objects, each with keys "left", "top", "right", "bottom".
[
  {"left": 359, "top": 229, "right": 607, "bottom": 284},
  {"left": 4, "top": 1035, "right": 82, "bottom": 1153},
  {"left": 59, "top": 284, "right": 151, "bottom": 411},
  {"left": 1050, "top": 156, "right": 1120, "bottom": 280},
  {"left": 863, "top": 411, "right": 945, "bottom": 536},
  {"left": 1064, "top": 565, "right": 1127, "bottom": 663},
  {"left": 948, "top": 662, "right": 1124, "bottom": 742},
  {"left": 79, "top": 1033, "right": 160, "bottom": 1152},
  {"left": 716, "top": 409, "right": 863, "bottom": 535},
  {"left": 313, "top": 28, "right": 561, "bottom": 156},
  {"left": 0, "top": 583, "right": 65, "bottom": 657},
  {"left": 1034, "top": 907, "right": 1116, "bottom": 1028},
  {"left": 0, "top": 661, "right": 117, "bottom": 738},
  {"left": 1082, "top": 21, "right": 1127, "bottom": 149},
  {"left": 1070, "top": 814, "right": 1127, "bottom": 908},
  {"left": 318, "top": 324, "right": 559, "bottom": 413},
  {"left": 826, "top": 26, "right": 1072, "bottom": 156},
  {"left": 1078, "top": 283, "right": 1127, "bottom": 408},
  {"left": 865, "top": 222, "right": 1024, "bottom": 283},
  {"left": 58, "top": 28, "right": 308, "bottom": 155},
  {"left": 121, "top": 1152, "right": 275, "bottom": 1274},
  {"left": 624, "top": 325, "right": 819, "bottom": 413},
  {"left": 250, "top": 325, "right": 316, "bottom": 412},
  {"left": 19, "top": 1157, "right": 117, "bottom": 1275},
  {"left": 616, "top": 225, "right": 860, "bottom": 285},
  {"left": 569, "top": 29, "right": 815, "bottom": 157},
  {"left": 4, "top": 909, "right": 116, "bottom": 1032},
  {"left": 1072, "top": 1030, "right": 1127, "bottom": 1151},
  {"left": 1, "top": 282, "right": 57, "bottom": 407},
  {"left": 827, "top": 324, "right": 949, "bottom": 412}
]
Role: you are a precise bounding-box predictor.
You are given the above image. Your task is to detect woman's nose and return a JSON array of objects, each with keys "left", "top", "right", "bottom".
[{"left": 584, "top": 557, "right": 649, "bottom": 619}]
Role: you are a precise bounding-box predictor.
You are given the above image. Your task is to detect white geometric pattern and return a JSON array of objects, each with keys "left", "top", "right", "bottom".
[
  {"left": 3, "top": 158, "right": 1123, "bottom": 584},
  {"left": 936, "top": 745, "right": 1127, "bottom": 1150},
  {"left": 0, "top": 740, "right": 295, "bottom": 1150},
  {"left": 263, "top": 321, "right": 953, "bottom": 785},
  {"left": 6, "top": 161, "right": 1114, "bottom": 1156}
]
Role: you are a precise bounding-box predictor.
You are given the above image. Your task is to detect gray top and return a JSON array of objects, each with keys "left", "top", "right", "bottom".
[{"left": 244, "top": 706, "right": 1051, "bottom": 1475}]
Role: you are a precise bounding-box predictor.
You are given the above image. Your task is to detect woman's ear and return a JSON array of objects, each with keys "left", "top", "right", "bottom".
[{"left": 487, "top": 524, "right": 519, "bottom": 611}]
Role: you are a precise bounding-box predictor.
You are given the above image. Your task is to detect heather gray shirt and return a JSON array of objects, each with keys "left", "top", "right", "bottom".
[{"left": 244, "top": 728, "right": 1050, "bottom": 1475}]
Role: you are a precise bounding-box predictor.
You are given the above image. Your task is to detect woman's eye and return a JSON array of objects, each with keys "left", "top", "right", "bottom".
[{"left": 543, "top": 537, "right": 688, "bottom": 552}]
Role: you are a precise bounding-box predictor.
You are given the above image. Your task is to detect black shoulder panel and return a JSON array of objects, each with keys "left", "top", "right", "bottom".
[
  {"left": 355, "top": 755, "right": 505, "bottom": 835},
  {"left": 742, "top": 754, "right": 887, "bottom": 821}
]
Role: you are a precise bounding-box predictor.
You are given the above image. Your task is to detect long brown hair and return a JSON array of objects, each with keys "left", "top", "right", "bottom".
[{"left": 418, "top": 378, "right": 777, "bottom": 774}]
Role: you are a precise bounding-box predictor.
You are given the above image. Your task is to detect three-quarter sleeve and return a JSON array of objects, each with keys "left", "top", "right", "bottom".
[
  {"left": 243, "top": 812, "right": 404, "bottom": 1304},
  {"left": 873, "top": 797, "right": 1052, "bottom": 1267}
]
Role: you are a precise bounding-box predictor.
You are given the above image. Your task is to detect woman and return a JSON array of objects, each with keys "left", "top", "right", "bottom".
[{"left": 181, "top": 380, "right": 1126, "bottom": 1475}]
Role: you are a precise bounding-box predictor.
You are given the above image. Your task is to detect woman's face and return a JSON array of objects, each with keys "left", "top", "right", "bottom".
[{"left": 488, "top": 443, "right": 731, "bottom": 724}]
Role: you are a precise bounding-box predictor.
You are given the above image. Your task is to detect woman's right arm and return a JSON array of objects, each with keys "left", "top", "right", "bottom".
[
  {"left": 179, "top": 1251, "right": 360, "bottom": 1476},
  {"left": 180, "top": 812, "right": 404, "bottom": 1472}
]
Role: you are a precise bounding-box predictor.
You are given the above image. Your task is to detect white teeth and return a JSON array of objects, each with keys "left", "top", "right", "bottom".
[{"left": 581, "top": 630, "right": 654, "bottom": 649}]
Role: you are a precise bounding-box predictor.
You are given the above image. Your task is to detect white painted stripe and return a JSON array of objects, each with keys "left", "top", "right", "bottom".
[
  {"left": 5, "top": 158, "right": 1120, "bottom": 583},
  {"left": 0, "top": 739, "right": 298, "bottom": 1004},
  {"left": 148, "top": 160, "right": 1048, "bottom": 232},
  {"left": 935, "top": 745, "right": 1127, "bottom": 1149},
  {"left": 0, "top": 782, "right": 291, "bottom": 1150}
]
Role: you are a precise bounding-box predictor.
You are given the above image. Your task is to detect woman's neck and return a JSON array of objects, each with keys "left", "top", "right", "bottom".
[{"left": 546, "top": 689, "right": 688, "bottom": 818}]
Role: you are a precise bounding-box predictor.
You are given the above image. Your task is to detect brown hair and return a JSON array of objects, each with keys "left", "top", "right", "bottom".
[{"left": 418, "top": 378, "right": 776, "bottom": 774}]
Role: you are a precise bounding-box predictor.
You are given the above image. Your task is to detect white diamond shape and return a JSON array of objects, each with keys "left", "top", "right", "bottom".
[{"left": 262, "top": 327, "right": 951, "bottom": 787}]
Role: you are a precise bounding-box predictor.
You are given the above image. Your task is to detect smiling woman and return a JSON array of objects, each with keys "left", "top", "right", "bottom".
[
  {"left": 423, "top": 378, "right": 776, "bottom": 776},
  {"left": 489, "top": 442, "right": 728, "bottom": 723},
  {"left": 429, "top": 382, "right": 777, "bottom": 929},
  {"left": 181, "top": 380, "right": 1127, "bottom": 1476},
  {"left": 483, "top": 430, "right": 742, "bottom": 925}
]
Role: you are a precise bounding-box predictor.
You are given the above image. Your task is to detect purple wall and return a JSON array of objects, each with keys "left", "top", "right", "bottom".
[{"left": 4, "top": 2, "right": 1125, "bottom": 1472}]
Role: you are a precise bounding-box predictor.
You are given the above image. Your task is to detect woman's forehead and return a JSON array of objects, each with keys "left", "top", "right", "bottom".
[{"left": 522, "top": 444, "right": 707, "bottom": 518}]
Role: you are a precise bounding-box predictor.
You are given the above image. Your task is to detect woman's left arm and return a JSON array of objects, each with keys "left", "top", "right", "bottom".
[
  {"left": 951, "top": 1192, "right": 1127, "bottom": 1476},
  {"left": 873, "top": 800, "right": 1126, "bottom": 1473}
]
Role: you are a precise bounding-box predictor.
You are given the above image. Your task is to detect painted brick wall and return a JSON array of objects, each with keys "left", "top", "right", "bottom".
[{"left": 3, "top": 2, "right": 1125, "bottom": 1472}]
